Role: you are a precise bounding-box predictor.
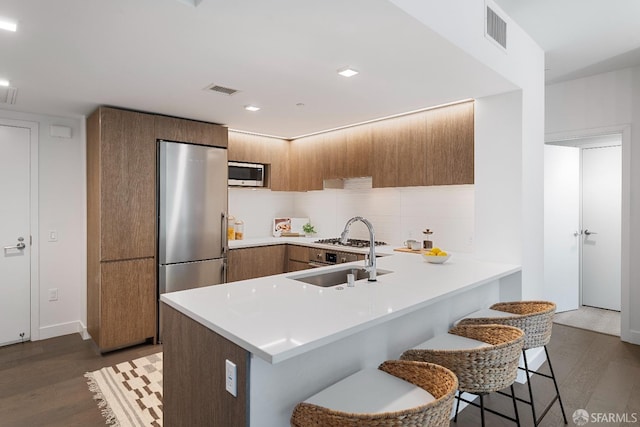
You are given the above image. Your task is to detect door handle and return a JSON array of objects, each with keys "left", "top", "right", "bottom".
[
  {"left": 584, "top": 229, "right": 597, "bottom": 236},
  {"left": 4, "top": 237, "right": 25, "bottom": 250},
  {"left": 573, "top": 230, "right": 582, "bottom": 237}
]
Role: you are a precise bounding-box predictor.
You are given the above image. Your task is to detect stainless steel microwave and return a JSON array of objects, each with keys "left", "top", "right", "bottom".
[{"left": 228, "top": 161, "right": 265, "bottom": 187}]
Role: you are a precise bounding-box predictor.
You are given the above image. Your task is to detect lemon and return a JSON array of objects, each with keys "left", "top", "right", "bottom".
[
  {"left": 438, "top": 251, "right": 448, "bottom": 256},
  {"left": 431, "top": 247, "right": 441, "bottom": 254}
]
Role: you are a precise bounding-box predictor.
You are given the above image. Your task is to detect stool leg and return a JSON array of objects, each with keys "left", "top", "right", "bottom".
[
  {"left": 522, "top": 349, "right": 538, "bottom": 425},
  {"left": 544, "top": 345, "right": 568, "bottom": 424},
  {"left": 453, "top": 391, "right": 461, "bottom": 423},
  {"left": 480, "top": 394, "right": 485, "bottom": 427},
  {"left": 510, "top": 384, "right": 521, "bottom": 427}
]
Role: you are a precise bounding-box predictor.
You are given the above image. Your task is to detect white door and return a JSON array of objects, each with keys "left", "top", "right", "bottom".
[
  {"left": 581, "top": 145, "right": 621, "bottom": 311},
  {"left": 0, "top": 124, "right": 31, "bottom": 345},
  {"left": 544, "top": 144, "right": 580, "bottom": 312}
]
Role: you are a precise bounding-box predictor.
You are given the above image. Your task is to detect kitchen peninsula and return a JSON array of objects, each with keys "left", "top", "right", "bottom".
[{"left": 160, "top": 249, "right": 521, "bottom": 427}]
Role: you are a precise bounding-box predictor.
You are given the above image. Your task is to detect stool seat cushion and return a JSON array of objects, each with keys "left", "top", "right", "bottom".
[
  {"left": 455, "top": 308, "right": 515, "bottom": 325},
  {"left": 414, "top": 332, "right": 491, "bottom": 351},
  {"left": 304, "top": 367, "right": 435, "bottom": 414}
]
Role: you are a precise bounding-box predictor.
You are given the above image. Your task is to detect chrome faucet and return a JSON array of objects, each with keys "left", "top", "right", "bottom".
[{"left": 340, "top": 216, "right": 377, "bottom": 281}]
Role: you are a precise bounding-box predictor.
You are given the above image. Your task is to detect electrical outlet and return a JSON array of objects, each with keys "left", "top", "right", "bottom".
[
  {"left": 48, "top": 288, "right": 58, "bottom": 301},
  {"left": 225, "top": 359, "right": 237, "bottom": 397}
]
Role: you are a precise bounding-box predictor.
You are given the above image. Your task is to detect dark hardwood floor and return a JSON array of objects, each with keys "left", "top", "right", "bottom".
[
  {"left": 0, "top": 334, "right": 161, "bottom": 427},
  {"left": 0, "top": 324, "right": 638, "bottom": 426}
]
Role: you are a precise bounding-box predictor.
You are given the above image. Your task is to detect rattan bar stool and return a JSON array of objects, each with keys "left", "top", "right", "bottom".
[
  {"left": 457, "top": 301, "right": 568, "bottom": 425},
  {"left": 401, "top": 324, "right": 524, "bottom": 427},
  {"left": 290, "top": 360, "right": 458, "bottom": 427}
]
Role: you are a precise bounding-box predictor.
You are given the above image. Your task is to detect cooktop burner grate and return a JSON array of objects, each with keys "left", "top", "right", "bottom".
[{"left": 314, "top": 238, "right": 388, "bottom": 248}]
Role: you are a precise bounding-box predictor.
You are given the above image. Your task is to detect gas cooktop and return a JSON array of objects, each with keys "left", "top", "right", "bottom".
[{"left": 314, "top": 238, "right": 388, "bottom": 248}]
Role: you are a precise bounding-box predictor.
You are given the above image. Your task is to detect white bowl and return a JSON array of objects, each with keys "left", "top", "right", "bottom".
[{"left": 422, "top": 253, "right": 451, "bottom": 264}]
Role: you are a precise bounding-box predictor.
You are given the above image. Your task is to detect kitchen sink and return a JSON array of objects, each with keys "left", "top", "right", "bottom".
[{"left": 288, "top": 266, "right": 392, "bottom": 288}]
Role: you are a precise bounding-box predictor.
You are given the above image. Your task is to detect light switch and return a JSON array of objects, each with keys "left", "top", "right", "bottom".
[
  {"left": 225, "top": 359, "right": 237, "bottom": 397},
  {"left": 48, "top": 230, "right": 58, "bottom": 242}
]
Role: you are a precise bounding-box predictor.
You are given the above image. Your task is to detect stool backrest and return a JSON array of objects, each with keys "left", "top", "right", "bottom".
[
  {"left": 290, "top": 360, "right": 457, "bottom": 427},
  {"left": 401, "top": 324, "right": 525, "bottom": 394},
  {"left": 459, "top": 301, "right": 555, "bottom": 349}
]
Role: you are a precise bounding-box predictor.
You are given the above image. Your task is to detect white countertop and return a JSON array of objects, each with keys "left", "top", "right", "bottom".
[{"left": 161, "top": 245, "right": 521, "bottom": 364}]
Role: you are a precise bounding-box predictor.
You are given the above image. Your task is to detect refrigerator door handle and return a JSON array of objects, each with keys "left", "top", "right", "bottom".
[
  {"left": 222, "top": 211, "right": 228, "bottom": 255},
  {"left": 222, "top": 257, "right": 228, "bottom": 283}
]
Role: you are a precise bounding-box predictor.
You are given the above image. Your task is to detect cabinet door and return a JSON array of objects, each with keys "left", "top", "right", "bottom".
[
  {"left": 397, "top": 112, "right": 428, "bottom": 187},
  {"left": 155, "top": 115, "right": 228, "bottom": 148},
  {"left": 371, "top": 120, "right": 399, "bottom": 188},
  {"left": 269, "top": 139, "right": 291, "bottom": 191},
  {"left": 227, "top": 246, "right": 287, "bottom": 282},
  {"left": 426, "top": 101, "right": 474, "bottom": 185},
  {"left": 100, "top": 258, "right": 156, "bottom": 350},
  {"left": 321, "top": 133, "right": 346, "bottom": 180},
  {"left": 100, "top": 108, "right": 156, "bottom": 261},
  {"left": 345, "top": 126, "right": 372, "bottom": 178},
  {"left": 287, "top": 245, "right": 310, "bottom": 263},
  {"left": 228, "top": 131, "right": 270, "bottom": 163},
  {"left": 290, "top": 136, "right": 324, "bottom": 191}
]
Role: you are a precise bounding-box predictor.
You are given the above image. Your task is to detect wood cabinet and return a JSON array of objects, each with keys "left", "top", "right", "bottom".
[
  {"left": 372, "top": 102, "right": 473, "bottom": 188},
  {"left": 425, "top": 101, "right": 474, "bottom": 185},
  {"left": 227, "top": 101, "right": 472, "bottom": 191},
  {"left": 155, "top": 115, "right": 228, "bottom": 148},
  {"left": 289, "top": 135, "right": 324, "bottom": 191},
  {"left": 227, "top": 245, "right": 287, "bottom": 282},
  {"left": 163, "top": 305, "right": 248, "bottom": 427},
  {"left": 93, "top": 258, "right": 156, "bottom": 350},
  {"left": 372, "top": 111, "right": 428, "bottom": 188},
  {"left": 287, "top": 245, "right": 310, "bottom": 272},
  {"left": 88, "top": 107, "right": 228, "bottom": 352},
  {"left": 92, "top": 107, "right": 156, "bottom": 261},
  {"left": 345, "top": 126, "right": 372, "bottom": 178},
  {"left": 87, "top": 107, "right": 157, "bottom": 351}
]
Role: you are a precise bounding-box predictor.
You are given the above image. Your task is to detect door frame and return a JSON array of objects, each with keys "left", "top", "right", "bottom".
[
  {"left": 0, "top": 118, "right": 39, "bottom": 341},
  {"left": 546, "top": 124, "right": 631, "bottom": 342}
]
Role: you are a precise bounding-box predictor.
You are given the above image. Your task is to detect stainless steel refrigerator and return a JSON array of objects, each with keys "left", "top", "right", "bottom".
[{"left": 158, "top": 140, "right": 228, "bottom": 336}]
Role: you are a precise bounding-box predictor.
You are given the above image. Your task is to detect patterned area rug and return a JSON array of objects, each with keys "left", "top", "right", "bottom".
[{"left": 85, "top": 352, "right": 163, "bottom": 427}]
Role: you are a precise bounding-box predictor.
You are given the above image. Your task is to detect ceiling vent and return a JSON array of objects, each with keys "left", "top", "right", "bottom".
[
  {"left": 0, "top": 86, "right": 17, "bottom": 104},
  {"left": 485, "top": 5, "right": 507, "bottom": 50},
  {"left": 206, "top": 84, "right": 240, "bottom": 96}
]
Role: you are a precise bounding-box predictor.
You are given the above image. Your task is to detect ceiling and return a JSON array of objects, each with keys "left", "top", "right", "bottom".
[
  {"left": 493, "top": 0, "right": 640, "bottom": 84},
  {"left": 1, "top": 1, "right": 638, "bottom": 138}
]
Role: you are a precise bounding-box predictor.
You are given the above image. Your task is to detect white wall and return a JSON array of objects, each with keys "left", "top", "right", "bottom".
[
  {"left": 0, "top": 108, "right": 86, "bottom": 340},
  {"left": 228, "top": 188, "right": 295, "bottom": 238},
  {"left": 546, "top": 66, "right": 639, "bottom": 344},
  {"left": 230, "top": 181, "right": 475, "bottom": 252}
]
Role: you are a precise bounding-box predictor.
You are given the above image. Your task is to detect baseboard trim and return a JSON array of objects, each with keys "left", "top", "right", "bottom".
[{"left": 38, "top": 321, "right": 87, "bottom": 341}]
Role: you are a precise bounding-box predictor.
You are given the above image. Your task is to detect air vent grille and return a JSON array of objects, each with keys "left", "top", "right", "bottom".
[
  {"left": 207, "top": 84, "right": 240, "bottom": 96},
  {"left": 0, "top": 86, "right": 17, "bottom": 105},
  {"left": 486, "top": 6, "right": 507, "bottom": 50}
]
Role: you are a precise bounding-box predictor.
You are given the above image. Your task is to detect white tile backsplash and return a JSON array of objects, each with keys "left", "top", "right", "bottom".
[{"left": 229, "top": 184, "right": 474, "bottom": 252}]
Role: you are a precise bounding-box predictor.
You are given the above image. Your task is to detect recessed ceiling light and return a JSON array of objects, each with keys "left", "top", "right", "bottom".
[
  {"left": 0, "top": 20, "right": 17, "bottom": 32},
  {"left": 337, "top": 67, "right": 359, "bottom": 78},
  {"left": 0, "top": 79, "right": 10, "bottom": 87},
  {"left": 244, "top": 105, "right": 260, "bottom": 112}
]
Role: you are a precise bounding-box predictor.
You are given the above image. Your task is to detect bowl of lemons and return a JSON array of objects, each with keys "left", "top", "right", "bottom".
[{"left": 422, "top": 247, "right": 451, "bottom": 264}]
